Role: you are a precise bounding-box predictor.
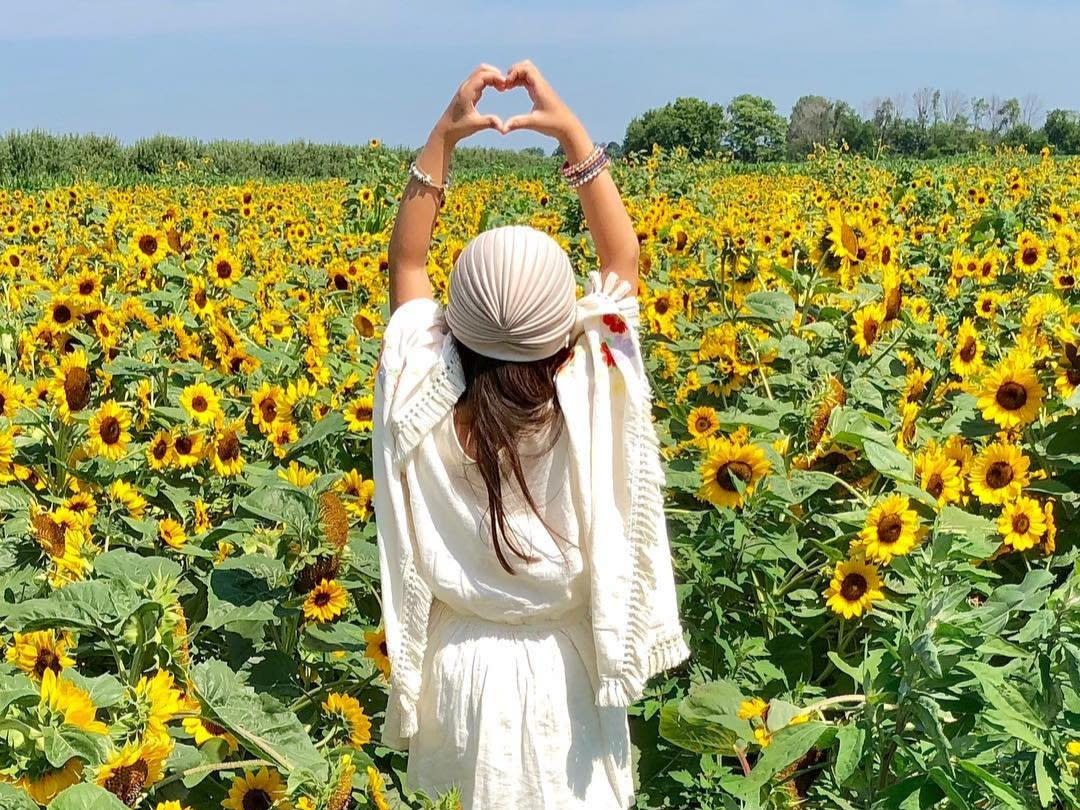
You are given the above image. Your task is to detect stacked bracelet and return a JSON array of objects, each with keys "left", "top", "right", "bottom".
[
  {"left": 560, "top": 145, "right": 609, "bottom": 189},
  {"left": 409, "top": 161, "right": 451, "bottom": 193}
]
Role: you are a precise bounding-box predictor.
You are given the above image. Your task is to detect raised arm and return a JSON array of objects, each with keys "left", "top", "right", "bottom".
[
  {"left": 387, "top": 65, "right": 506, "bottom": 312},
  {"left": 502, "top": 61, "right": 640, "bottom": 290}
]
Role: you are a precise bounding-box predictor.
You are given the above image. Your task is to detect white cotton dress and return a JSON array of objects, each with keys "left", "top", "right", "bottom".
[{"left": 374, "top": 276, "right": 689, "bottom": 810}]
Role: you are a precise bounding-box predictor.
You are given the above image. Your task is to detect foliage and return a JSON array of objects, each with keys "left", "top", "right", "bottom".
[
  {"left": 624, "top": 97, "right": 728, "bottom": 158},
  {"left": 0, "top": 143, "right": 1079, "bottom": 809}
]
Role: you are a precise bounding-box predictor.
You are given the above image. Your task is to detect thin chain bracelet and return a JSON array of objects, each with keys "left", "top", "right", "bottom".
[{"left": 409, "top": 161, "right": 451, "bottom": 193}]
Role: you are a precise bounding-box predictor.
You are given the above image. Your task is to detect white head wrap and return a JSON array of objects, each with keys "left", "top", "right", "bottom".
[{"left": 445, "top": 225, "right": 577, "bottom": 362}]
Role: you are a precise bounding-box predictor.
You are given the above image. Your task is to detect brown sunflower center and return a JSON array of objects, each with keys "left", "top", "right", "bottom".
[
  {"left": 53, "top": 305, "right": 72, "bottom": 324},
  {"left": 195, "top": 289, "right": 208, "bottom": 307},
  {"left": 354, "top": 405, "right": 372, "bottom": 422},
  {"left": 1021, "top": 247, "right": 1039, "bottom": 266},
  {"left": 152, "top": 439, "right": 169, "bottom": 460},
  {"left": 995, "top": 381, "right": 1028, "bottom": 411},
  {"left": 64, "top": 367, "right": 92, "bottom": 412},
  {"left": 242, "top": 789, "right": 273, "bottom": 810},
  {"left": 1012, "top": 514, "right": 1031, "bottom": 534},
  {"left": 138, "top": 235, "right": 159, "bottom": 256},
  {"left": 174, "top": 436, "right": 193, "bottom": 455},
  {"left": 840, "top": 573, "right": 868, "bottom": 601},
  {"left": 863, "top": 320, "right": 879, "bottom": 344},
  {"left": 313, "top": 591, "right": 332, "bottom": 607},
  {"left": 191, "top": 395, "right": 207, "bottom": 412},
  {"left": 216, "top": 261, "right": 233, "bottom": 279},
  {"left": 33, "top": 648, "right": 61, "bottom": 678},
  {"left": 103, "top": 759, "right": 149, "bottom": 806},
  {"left": 985, "top": 460, "right": 1014, "bottom": 489},
  {"left": 99, "top": 416, "right": 121, "bottom": 444},
  {"left": 876, "top": 514, "right": 903, "bottom": 545},
  {"left": 959, "top": 339, "right": 976, "bottom": 362},
  {"left": 380, "top": 640, "right": 388, "bottom": 657},
  {"left": 202, "top": 719, "right": 227, "bottom": 735},
  {"left": 654, "top": 299, "right": 670, "bottom": 315},
  {"left": 79, "top": 280, "right": 95, "bottom": 295},
  {"left": 717, "top": 460, "right": 754, "bottom": 492},
  {"left": 926, "top": 474, "right": 944, "bottom": 498},
  {"left": 694, "top": 416, "right": 713, "bottom": 433},
  {"left": 218, "top": 432, "right": 240, "bottom": 461},
  {"left": 259, "top": 399, "right": 278, "bottom": 422},
  {"left": 1068, "top": 368, "right": 1080, "bottom": 386}
]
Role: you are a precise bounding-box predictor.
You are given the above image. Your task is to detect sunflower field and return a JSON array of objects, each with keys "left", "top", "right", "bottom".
[{"left": 0, "top": 142, "right": 1078, "bottom": 810}]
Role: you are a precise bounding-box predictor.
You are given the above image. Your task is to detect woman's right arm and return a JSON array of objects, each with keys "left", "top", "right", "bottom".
[{"left": 502, "top": 61, "right": 640, "bottom": 290}]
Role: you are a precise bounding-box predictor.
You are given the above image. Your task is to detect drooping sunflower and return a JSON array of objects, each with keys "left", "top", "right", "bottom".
[
  {"left": 687, "top": 405, "right": 721, "bottom": 439},
  {"left": 344, "top": 395, "right": 375, "bottom": 433},
  {"left": 364, "top": 627, "right": 392, "bottom": 678},
  {"left": 997, "top": 496, "right": 1047, "bottom": 551},
  {"left": 87, "top": 400, "right": 133, "bottom": 460},
  {"left": 179, "top": 381, "right": 222, "bottom": 425},
  {"left": 97, "top": 736, "right": 171, "bottom": 806},
  {"left": 976, "top": 355, "right": 1044, "bottom": 429},
  {"left": 367, "top": 766, "right": 392, "bottom": 810},
  {"left": 858, "top": 494, "right": 921, "bottom": 563},
  {"left": 969, "top": 442, "right": 1030, "bottom": 505},
  {"left": 697, "top": 436, "right": 771, "bottom": 509},
  {"left": 133, "top": 669, "right": 184, "bottom": 740},
  {"left": 39, "top": 668, "right": 108, "bottom": 734},
  {"left": 110, "top": 480, "right": 148, "bottom": 518},
  {"left": 950, "top": 318, "right": 984, "bottom": 377},
  {"left": 323, "top": 692, "right": 373, "bottom": 747},
  {"left": 328, "top": 754, "right": 357, "bottom": 810},
  {"left": 222, "top": 767, "right": 290, "bottom": 810},
  {"left": 824, "top": 558, "right": 885, "bottom": 619},
  {"left": 303, "top": 579, "right": 348, "bottom": 623},
  {"left": 852, "top": 302, "right": 886, "bottom": 356},
  {"left": 182, "top": 715, "right": 238, "bottom": 753},
  {"left": 6, "top": 629, "right": 74, "bottom": 679},
  {"left": 18, "top": 759, "right": 84, "bottom": 805},
  {"left": 52, "top": 350, "right": 93, "bottom": 421}
]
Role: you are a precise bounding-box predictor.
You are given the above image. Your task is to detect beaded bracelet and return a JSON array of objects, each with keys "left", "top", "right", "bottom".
[
  {"left": 560, "top": 144, "right": 603, "bottom": 179},
  {"left": 567, "top": 152, "right": 610, "bottom": 189},
  {"left": 409, "top": 161, "right": 451, "bottom": 193}
]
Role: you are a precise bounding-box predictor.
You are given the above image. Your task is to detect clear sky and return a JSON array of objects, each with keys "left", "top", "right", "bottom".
[{"left": 2, "top": 0, "right": 1078, "bottom": 150}]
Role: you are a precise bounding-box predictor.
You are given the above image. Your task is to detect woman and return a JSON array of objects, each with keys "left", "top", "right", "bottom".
[{"left": 374, "top": 61, "right": 688, "bottom": 809}]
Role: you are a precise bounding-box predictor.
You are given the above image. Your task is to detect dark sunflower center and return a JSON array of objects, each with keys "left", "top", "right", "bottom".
[
  {"left": 654, "top": 299, "right": 670, "bottom": 315},
  {"left": 152, "top": 439, "right": 169, "bottom": 460},
  {"left": 191, "top": 395, "right": 207, "bottom": 412},
  {"left": 53, "top": 305, "right": 72, "bottom": 324},
  {"left": 1021, "top": 247, "right": 1039, "bottom": 266},
  {"left": 242, "top": 788, "right": 273, "bottom": 810},
  {"left": 1068, "top": 368, "right": 1080, "bottom": 385},
  {"left": 259, "top": 400, "right": 278, "bottom": 422},
  {"left": 985, "top": 460, "right": 1014, "bottom": 489},
  {"left": 863, "top": 320, "right": 879, "bottom": 343},
  {"left": 138, "top": 235, "right": 158, "bottom": 256},
  {"left": 877, "top": 514, "right": 903, "bottom": 545},
  {"left": 995, "top": 381, "right": 1028, "bottom": 411},
  {"left": 926, "top": 474, "right": 944, "bottom": 498},
  {"left": 380, "top": 640, "right": 388, "bottom": 657},
  {"left": 355, "top": 405, "right": 372, "bottom": 422},
  {"left": 33, "top": 648, "right": 61, "bottom": 678},
  {"left": 1012, "top": 514, "right": 1031, "bottom": 534},
  {"left": 216, "top": 261, "right": 233, "bottom": 279},
  {"left": 175, "top": 436, "right": 193, "bottom": 455},
  {"left": 313, "top": 591, "right": 331, "bottom": 607},
  {"left": 195, "top": 290, "right": 208, "bottom": 307},
  {"left": 80, "top": 280, "right": 95, "bottom": 295},
  {"left": 695, "top": 417, "right": 712, "bottom": 433},
  {"left": 959, "top": 339, "right": 976, "bottom": 362},
  {"left": 1060, "top": 274, "right": 1075, "bottom": 287},
  {"left": 334, "top": 274, "right": 349, "bottom": 290},
  {"left": 840, "top": 573, "right": 868, "bottom": 601},
  {"left": 218, "top": 432, "right": 240, "bottom": 461},
  {"left": 64, "top": 367, "right": 92, "bottom": 411},
  {"left": 103, "top": 760, "right": 149, "bottom": 806},
  {"left": 203, "top": 719, "right": 227, "bottom": 735},
  {"left": 100, "top": 417, "right": 121, "bottom": 444},
  {"left": 717, "top": 460, "right": 754, "bottom": 492}
]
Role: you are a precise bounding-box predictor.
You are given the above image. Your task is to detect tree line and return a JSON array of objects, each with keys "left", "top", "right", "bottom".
[{"left": 620, "top": 90, "right": 1080, "bottom": 161}]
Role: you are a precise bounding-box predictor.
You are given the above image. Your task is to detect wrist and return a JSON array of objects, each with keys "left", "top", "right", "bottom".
[
  {"left": 557, "top": 120, "right": 593, "bottom": 164},
  {"left": 428, "top": 119, "right": 458, "bottom": 149}
]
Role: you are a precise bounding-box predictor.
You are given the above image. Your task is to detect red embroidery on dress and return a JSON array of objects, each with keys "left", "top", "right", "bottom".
[
  {"left": 600, "top": 342, "right": 616, "bottom": 368},
  {"left": 602, "top": 313, "right": 627, "bottom": 334}
]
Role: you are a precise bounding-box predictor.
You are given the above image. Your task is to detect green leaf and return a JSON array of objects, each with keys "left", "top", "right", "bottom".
[
  {"left": 43, "top": 726, "right": 110, "bottom": 769},
  {"left": 956, "top": 760, "right": 1025, "bottom": 809},
  {"left": 49, "top": 783, "right": 130, "bottom": 810},
  {"left": 929, "top": 766, "right": 971, "bottom": 810},
  {"left": 205, "top": 555, "right": 287, "bottom": 630},
  {"left": 0, "top": 672, "right": 37, "bottom": 714},
  {"left": 1034, "top": 752, "right": 1053, "bottom": 808},
  {"left": 0, "top": 783, "right": 42, "bottom": 810},
  {"left": 741, "top": 291, "right": 796, "bottom": 324},
  {"left": 287, "top": 411, "right": 346, "bottom": 458},
  {"left": 92, "top": 549, "right": 182, "bottom": 586},
  {"left": 834, "top": 724, "right": 864, "bottom": 784},
  {"left": 237, "top": 485, "right": 313, "bottom": 526},
  {"left": 864, "top": 440, "right": 914, "bottom": 482},
  {"left": 62, "top": 671, "right": 125, "bottom": 709},
  {"left": 191, "top": 659, "right": 328, "bottom": 781},
  {"left": 733, "top": 721, "right": 826, "bottom": 795},
  {"left": 658, "top": 700, "right": 740, "bottom": 755},
  {"left": 0, "top": 580, "right": 149, "bottom": 634}
]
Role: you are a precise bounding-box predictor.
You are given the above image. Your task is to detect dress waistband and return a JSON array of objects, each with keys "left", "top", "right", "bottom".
[{"left": 429, "top": 600, "right": 589, "bottom": 635}]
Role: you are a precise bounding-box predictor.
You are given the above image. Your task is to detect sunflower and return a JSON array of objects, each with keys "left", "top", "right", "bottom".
[
  {"left": 915, "top": 450, "right": 962, "bottom": 505},
  {"left": 969, "top": 442, "right": 1030, "bottom": 505},
  {"left": 19, "top": 759, "right": 84, "bottom": 805},
  {"left": 344, "top": 395, "right": 374, "bottom": 433},
  {"left": 997, "top": 496, "right": 1046, "bottom": 551},
  {"left": 179, "top": 381, "right": 223, "bottom": 425},
  {"left": 270, "top": 419, "right": 299, "bottom": 458},
  {"left": 367, "top": 766, "right": 391, "bottom": 810},
  {"left": 155, "top": 802, "right": 193, "bottom": 810},
  {"left": 328, "top": 754, "right": 357, "bottom": 810},
  {"left": 1014, "top": 233, "right": 1046, "bottom": 273},
  {"left": 134, "top": 669, "right": 184, "bottom": 740},
  {"left": 319, "top": 492, "right": 350, "bottom": 550},
  {"left": 110, "top": 480, "right": 148, "bottom": 518},
  {"left": 697, "top": 436, "right": 771, "bottom": 509},
  {"left": 97, "top": 736, "right": 171, "bottom": 806},
  {"left": 737, "top": 697, "right": 768, "bottom": 720},
  {"left": 975, "top": 292, "right": 1001, "bottom": 320},
  {"left": 46, "top": 293, "right": 81, "bottom": 332},
  {"left": 182, "top": 715, "right": 238, "bottom": 753},
  {"left": 338, "top": 469, "right": 375, "bottom": 520},
  {"left": 153, "top": 517, "right": 186, "bottom": 550},
  {"left": 209, "top": 422, "right": 245, "bottom": 477},
  {"left": 6, "top": 629, "right": 74, "bottom": 679},
  {"left": 131, "top": 225, "right": 168, "bottom": 265},
  {"left": 687, "top": 405, "right": 720, "bottom": 439},
  {"left": 353, "top": 309, "right": 380, "bottom": 338},
  {"left": 852, "top": 302, "right": 886, "bottom": 356},
  {"left": 222, "top": 767, "right": 290, "bottom": 810},
  {"left": 146, "top": 429, "right": 174, "bottom": 470},
  {"left": 858, "top": 494, "right": 920, "bottom": 563},
  {"left": 364, "top": 627, "right": 392, "bottom": 678},
  {"left": 53, "top": 350, "right": 93, "bottom": 420},
  {"left": 323, "top": 692, "right": 373, "bottom": 747},
  {"left": 950, "top": 318, "right": 984, "bottom": 377},
  {"left": 87, "top": 400, "right": 133, "bottom": 460},
  {"left": 171, "top": 429, "right": 204, "bottom": 468},
  {"left": 39, "top": 668, "right": 107, "bottom": 733},
  {"left": 303, "top": 579, "right": 348, "bottom": 623},
  {"left": 208, "top": 251, "right": 243, "bottom": 288},
  {"left": 976, "top": 355, "right": 1044, "bottom": 429},
  {"left": 824, "top": 558, "right": 885, "bottom": 619}
]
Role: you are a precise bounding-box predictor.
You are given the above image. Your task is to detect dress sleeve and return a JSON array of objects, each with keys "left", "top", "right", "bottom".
[{"left": 556, "top": 272, "right": 689, "bottom": 709}]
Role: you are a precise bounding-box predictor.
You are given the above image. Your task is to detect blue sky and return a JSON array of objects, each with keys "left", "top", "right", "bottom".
[{"left": 2, "top": 0, "right": 1078, "bottom": 149}]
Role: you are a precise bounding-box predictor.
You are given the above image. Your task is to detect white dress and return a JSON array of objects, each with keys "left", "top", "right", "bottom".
[{"left": 374, "top": 273, "right": 689, "bottom": 810}]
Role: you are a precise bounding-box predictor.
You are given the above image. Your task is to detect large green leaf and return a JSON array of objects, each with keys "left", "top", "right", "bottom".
[
  {"left": 0, "top": 580, "right": 150, "bottom": 634},
  {"left": 741, "top": 291, "right": 796, "bottom": 325},
  {"left": 49, "top": 783, "right": 130, "bottom": 810},
  {"left": 834, "top": 724, "right": 864, "bottom": 784},
  {"left": 725, "top": 721, "right": 827, "bottom": 798},
  {"left": 204, "top": 555, "right": 287, "bottom": 630},
  {"left": 43, "top": 726, "right": 110, "bottom": 769},
  {"left": 191, "top": 659, "right": 328, "bottom": 781},
  {"left": 92, "top": 549, "right": 182, "bottom": 586},
  {"left": 658, "top": 700, "right": 740, "bottom": 755},
  {"left": 0, "top": 783, "right": 40, "bottom": 810}
]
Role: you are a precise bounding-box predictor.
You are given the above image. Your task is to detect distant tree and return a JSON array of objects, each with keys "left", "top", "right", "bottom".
[
  {"left": 1021, "top": 93, "right": 1045, "bottom": 127},
  {"left": 605, "top": 141, "right": 623, "bottom": 158},
  {"left": 992, "top": 98, "right": 1021, "bottom": 137},
  {"left": 942, "top": 90, "right": 968, "bottom": 124},
  {"left": 1044, "top": 109, "right": 1080, "bottom": 153},
  {"left": 520, "top": 146, "right": 545, "bottom": 157},
  {"left": 971, "top": 97, "right": 991, "bottom": 131},
  {"left": 623, "top": 97, "right": 726, "bottom": 157},
  {"left": 786, "top": 95, "right": 834, "bottom": 158},
  {"left": 725, "top": 94, "right": 787, "bottom": 162},
  {"left": 833, "top": 102, "right": 875, "bottom": 153}
]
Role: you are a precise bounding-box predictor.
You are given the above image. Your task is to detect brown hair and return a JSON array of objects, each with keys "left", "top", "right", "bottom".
[{"left": 453, "top": 337, "right": 570, "bottom": 574}]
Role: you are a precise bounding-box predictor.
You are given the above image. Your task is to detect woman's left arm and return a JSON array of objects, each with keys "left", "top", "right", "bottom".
[{"left": 387, "top": 64, "right": 506, "bottom": 313}]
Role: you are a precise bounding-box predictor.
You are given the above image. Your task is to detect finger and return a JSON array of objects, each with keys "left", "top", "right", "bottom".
[
  {"left": 464, "top": 67, "right": 504, "bottom": 101},
  {"left": 502, "top": 113, "right": 538, "bottom": 133},
  {"left": 479, "top": 114, "right": 504, "bottom": 132},
  {"left": 504, "top": 61, "right": 535, "bottom": 88}
]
